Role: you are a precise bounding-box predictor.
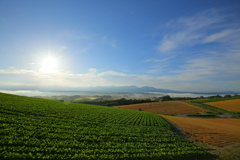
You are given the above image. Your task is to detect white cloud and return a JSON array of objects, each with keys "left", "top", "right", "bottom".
[
  {"left": 144, "top": 57, "right": 174, "bottom": 74},
  {"left": 203, "top": 29, "right": 240, "bottom": 44},
  {"left": 157, "top": 31, "right": 205, "bottom": 52},
  {"left": 98, "top": 70, "right": 131, "bottom": 77},
  {"left": 170, "top": 50, "right": 240, "bottom": 82},
  {"left": 157, "top": 39, "right": 176, "bottom": 52},
  {"left": 144, "top": 56, "right": 174, "bottom": 63},
  {"left": 176, "top": 9, "right": 223, "bottom": 31},
  {"left": 145, "top": 8, "right": 240, "bottom": 91},
  {"left": 0, "top": 68, "right": 35, "bottom": 75},
  {"left": 156, "top": 8, "right": 239, "bottom": 53},
  {"left": 0, "top": 65, "right": 240, "bottom": 92}
]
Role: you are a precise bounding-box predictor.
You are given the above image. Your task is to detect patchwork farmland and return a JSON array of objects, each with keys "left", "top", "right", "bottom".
[
  {"left": 115, "top": 101, "right": 206, "bottom": 114},
  {"left": 117, "top": 97, "right": 240, "bottom": 159},
  {"left": 1, "top": 91, "right": 239, "bottom": 159}
]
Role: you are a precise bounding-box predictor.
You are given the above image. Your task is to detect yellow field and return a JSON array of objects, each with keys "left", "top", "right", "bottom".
[
  {"left": 162, "top": 115, "right": 240, "bottom": 146},
  {"left": 205, "top": 99, "right": 240, "bottom": 113},
  {"left": 115, "top": 101, "right": 206, "bottom": 114}
]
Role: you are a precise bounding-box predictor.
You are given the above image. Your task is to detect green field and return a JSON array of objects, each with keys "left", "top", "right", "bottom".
[{"left": 0, "top": 93, "right": 210, "bottom": 159}]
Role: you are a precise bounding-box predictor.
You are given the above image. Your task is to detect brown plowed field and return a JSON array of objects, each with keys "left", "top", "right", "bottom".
[
  {"left": 162, "top": 115, "right": 240, "bottom": 146},
  {"left": 115, "top": 101, "right": 206, "bottom": 114},
  {"left": 205, "top": 99, "right": 240, "bottom": 113}
]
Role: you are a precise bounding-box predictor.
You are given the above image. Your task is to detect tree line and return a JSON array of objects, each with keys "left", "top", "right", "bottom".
[
  {"left": 77, "top": 98, "right": 156, "bottom": 107},
  {"left": 76, "top": 94, "right": 240, "bottom": 106}
]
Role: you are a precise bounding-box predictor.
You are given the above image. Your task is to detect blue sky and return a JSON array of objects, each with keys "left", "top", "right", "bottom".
[{"left": 0, "top": 0, "right": 240, "bottom": 92}]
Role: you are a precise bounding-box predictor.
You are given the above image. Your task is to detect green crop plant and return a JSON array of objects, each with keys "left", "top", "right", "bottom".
[{"left": 0, "top": 93, "right": 211, "bottom": 159}]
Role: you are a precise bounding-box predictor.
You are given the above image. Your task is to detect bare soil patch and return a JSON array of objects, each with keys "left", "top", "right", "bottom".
[{"left": 161, "top": 115, "right": 240, "bottom": 146}]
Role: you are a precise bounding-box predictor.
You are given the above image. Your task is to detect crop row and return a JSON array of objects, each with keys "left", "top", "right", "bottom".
[{"left": 0, "top": 93, "right": 209, "bottom": 159}]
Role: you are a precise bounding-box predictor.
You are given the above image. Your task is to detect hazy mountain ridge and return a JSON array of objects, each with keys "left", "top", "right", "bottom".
[
  {"left": 74, "top": 86, "right": 175, "bottom": 93},
  {"left": 1, "top": 85, "right": 238, "bottom": 94},
  {"left": 67, "top": 86, "right": 238, "bottom": 94}
]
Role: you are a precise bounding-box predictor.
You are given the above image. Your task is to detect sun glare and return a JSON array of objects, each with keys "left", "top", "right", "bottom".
[{"left": 40, "top": 56, "right": 58, "bottom": 73}]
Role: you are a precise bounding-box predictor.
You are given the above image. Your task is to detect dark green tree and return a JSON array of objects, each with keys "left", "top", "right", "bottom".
[
  {"left": 224, "top": 94, "right": 232, "bottom": 98},
  {"left": 161, "top": 95, "right": 172, "bottom": 101}
]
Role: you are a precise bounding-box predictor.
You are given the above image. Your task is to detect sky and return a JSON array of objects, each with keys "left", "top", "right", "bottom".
[{"left": 0, "top": 0, "right": 240, "bottom": 92}]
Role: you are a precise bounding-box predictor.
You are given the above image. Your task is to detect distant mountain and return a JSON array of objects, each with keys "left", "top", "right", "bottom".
[
  {"left": 68, "top": 86, "right": 239, "bottom": 94},
  {"left": 190, "top": 91, "right": 238, "bottom": 94},
  {"left": 1, "top": 84, "right": 239, "bottom": 94}
]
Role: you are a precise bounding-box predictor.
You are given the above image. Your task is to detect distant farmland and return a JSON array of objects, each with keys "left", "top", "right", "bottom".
[
  {"left": 115, "top": 101, "right": 206, "bottom": 114},
  {"left": 205, "top": 99, "right": 240, "bottom": 113}
]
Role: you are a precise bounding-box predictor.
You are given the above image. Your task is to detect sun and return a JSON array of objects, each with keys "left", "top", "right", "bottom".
[{"left": 40, "top": 56, "right": 59, "bottom": 73}]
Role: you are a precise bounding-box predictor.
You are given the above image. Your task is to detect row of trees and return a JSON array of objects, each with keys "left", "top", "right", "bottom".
[
  {"left": 77, "top": 98, "right": 157, "bottom": 107},
  {"left": 160, "top": 95, "right": 198, "bottom": 101},
  {"left": 161, "top": 94, "right": 239, "bottom": 101},
  {"left": 206, "top": 94, "right": 239, "bottom": 99},
  {"left": 77, "top": 94, "right": 239, "bottom": 106}
]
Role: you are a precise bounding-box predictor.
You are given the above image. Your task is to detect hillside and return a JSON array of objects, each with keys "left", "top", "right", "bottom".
[{"left": 0, "top": 92, "right": 213, "bottom": 159}]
